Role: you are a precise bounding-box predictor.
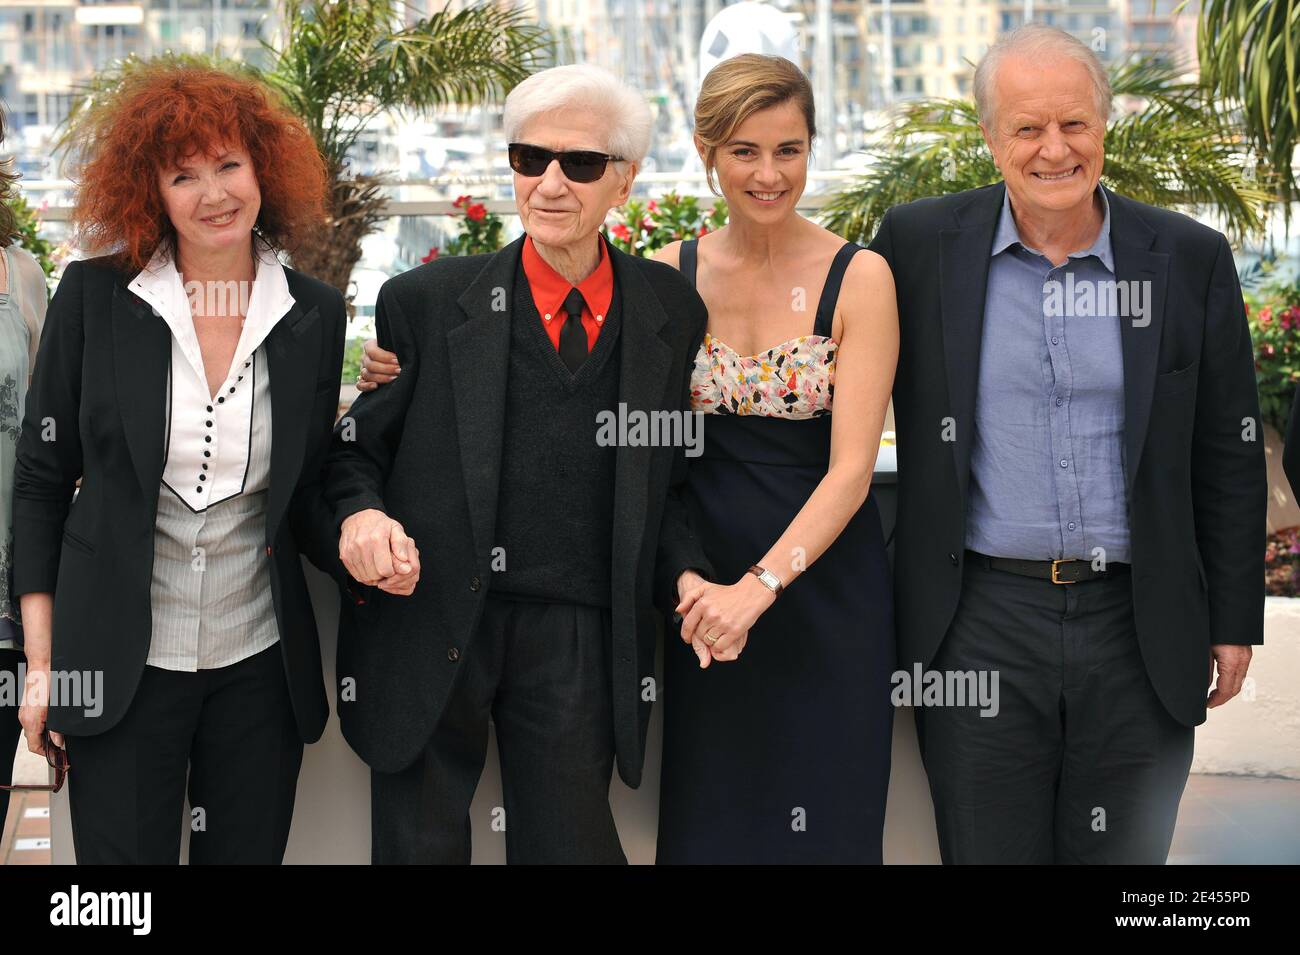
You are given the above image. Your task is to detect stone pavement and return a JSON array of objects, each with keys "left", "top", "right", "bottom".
[{"left": 2, "top": 744, "right": 51, "bottom": 864}]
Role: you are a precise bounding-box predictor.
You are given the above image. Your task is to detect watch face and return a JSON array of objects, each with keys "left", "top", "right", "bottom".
[{"left": 760, "top": 570, "right": 780, "bottom": 590}]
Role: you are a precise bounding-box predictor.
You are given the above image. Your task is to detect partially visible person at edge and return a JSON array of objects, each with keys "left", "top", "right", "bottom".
[
  {"left": 0, "top": 104, "right": 50, "bottom": 830},
  {"left": 13, "top": 64, "right": 352, "bottom": 864}
]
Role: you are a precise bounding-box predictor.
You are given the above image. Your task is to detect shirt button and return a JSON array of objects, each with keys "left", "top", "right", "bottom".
[
  {"left": 1055, "top": 397, "right": 1063, "bottom": 406},
  {"left": 1068, "top": 522, "right": 1077, "bottom": 530},
  {"left": 447, "top": 647, "right": 460, "bottom": 662},
  {"left": 206, "top": 405, "right": 213, "bottom": 413},
  {"left": 205, "top": 420, "right": 213, "bottom": 427},
  {"left": 948, "top": 552, "right": 958, "bottom": 566},
  {"left": 204, "top": 436, "right": 212, "bottom": 443},
  {"left": 1060, "top": 459, "right": 1068, "bottom": 468},
  {"left": 217, "top": 397, "right": 224, "bottom": 404},
  {"left": 202, "top": 463, "right": 208, "bottom": 470},
  {"left": 469, "top": 576, "right": 481, "bottom": 592},
  {"left": 199, "top": 474, "right": 206, "bottom": 481},
  {"left": 228, "top": 387, "right": 235, "bottom": 394},
  {"left": 1051, "top": 337, "right": 1059, "bottom": 345},
  {"left": 203, "top": 450, "right": 211, "bottom": 458},
  {"left": 544, "top": 313, "right": 552, "bottom": 322},
  {"left": 196, "top": 486, "right": 203, "bottom": 493}
]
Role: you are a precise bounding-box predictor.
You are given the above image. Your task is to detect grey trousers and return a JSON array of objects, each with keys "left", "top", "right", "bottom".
[{"left": 915, "top": 557, "right": 1195, "bottom": 864}]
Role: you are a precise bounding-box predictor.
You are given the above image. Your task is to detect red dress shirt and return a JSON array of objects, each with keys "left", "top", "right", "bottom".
[{"left": 521, "top": 234, "right": 614, "bottom": 352}]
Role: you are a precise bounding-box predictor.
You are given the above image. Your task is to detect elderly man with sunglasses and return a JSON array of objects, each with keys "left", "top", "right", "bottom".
[{"left": 322, "top": 64, "right": 712, "bottom": 864}]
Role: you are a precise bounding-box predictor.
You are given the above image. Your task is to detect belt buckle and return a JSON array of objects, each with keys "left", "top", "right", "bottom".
[{"left": 1050, "top": 558, "right": 1078, "bottom": 585}]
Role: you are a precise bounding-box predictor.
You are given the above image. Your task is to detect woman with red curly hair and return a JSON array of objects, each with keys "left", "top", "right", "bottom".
[{"left": 12, "top": 64, "right": 351, "bottom": 864}]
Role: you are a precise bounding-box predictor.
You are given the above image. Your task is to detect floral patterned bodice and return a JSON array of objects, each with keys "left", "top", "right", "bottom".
[{"left": 690, "top": 332, "right": 837, "bottom": 418}]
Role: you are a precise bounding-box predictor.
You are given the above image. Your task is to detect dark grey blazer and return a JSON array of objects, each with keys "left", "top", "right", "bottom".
[
  {"left": 324, "top": 234, "right": 712, "bottom": 786},
  {"left": 869, "top": 181, "right": 1265, "bottom": 729}
]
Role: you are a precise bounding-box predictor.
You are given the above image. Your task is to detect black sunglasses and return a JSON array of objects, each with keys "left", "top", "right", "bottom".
[
  {"left": 0, "top": 731, "right": 68, "bottom": 794},
  {"left": 507, "top": 143, "right": 625, "bottom": 184}
]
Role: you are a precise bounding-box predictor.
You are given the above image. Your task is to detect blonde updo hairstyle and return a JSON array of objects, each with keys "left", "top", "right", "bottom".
[{"left": 693, "top": 54, "right": 816, "bottom": 197}]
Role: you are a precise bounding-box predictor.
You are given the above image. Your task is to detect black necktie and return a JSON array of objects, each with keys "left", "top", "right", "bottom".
[{"left": 559, "top": 288, "right": 589, "bottom": 373}]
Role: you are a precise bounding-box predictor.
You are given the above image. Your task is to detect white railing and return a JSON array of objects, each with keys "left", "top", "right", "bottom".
[{"left": 15, "top": 170, "right": 860, "bottom": 220}]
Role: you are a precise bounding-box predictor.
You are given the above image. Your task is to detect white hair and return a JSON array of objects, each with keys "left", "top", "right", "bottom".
[
  {"left": 974, "top": 23, "right": 1111, "bottom": 128},
  {"left": 503, "top": 64, "right": 653, "bottom": 165}
]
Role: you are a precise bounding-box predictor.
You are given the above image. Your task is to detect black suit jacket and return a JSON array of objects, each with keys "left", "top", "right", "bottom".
[
  {"left": 869, "top": 182, "right": 1265, "bottom": 728},
  {"left": 324, "top": 234, "right": 712, "bottom": 785},
  {"left": 13, "top": 254, "right": 348, "bottom": 742}
]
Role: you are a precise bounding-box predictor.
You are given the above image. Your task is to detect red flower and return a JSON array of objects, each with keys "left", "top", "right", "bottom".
[
  {"left": 421, "top": 247, "right": 440, "bottom": 263},
  {"left": 611, "top": 223, "right": 632, "bottom": 241},
  {"left": 1259, "top": 307, "right": 1273, "bottom": 326},
  {"left": 1264, "top": 344, "right": 1276, "bottom": 357},
  {"left": 453, "top": 195, "right": 471, "bottom": 209},
  {"left": 647, "top": 199, "right": 660, "bottom": 213},
  {"left": 698, "top": 226, "right": 710, "bottom": 237},
  {"left": 466, "top": 203, "right": 487, "bottom": 222}
]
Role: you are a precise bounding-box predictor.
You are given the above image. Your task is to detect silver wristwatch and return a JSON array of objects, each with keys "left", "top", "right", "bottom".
[{"left": 747, "top": 564, "right": 784, "bottom": 597}]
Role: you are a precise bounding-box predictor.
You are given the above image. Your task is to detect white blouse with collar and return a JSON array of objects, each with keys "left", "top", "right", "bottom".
[
  {"left": 131, "top": 239, "right": 294, "bottom": 671},
  {"left": 130, "top": 240, "right": 294, "bottom": 512}
]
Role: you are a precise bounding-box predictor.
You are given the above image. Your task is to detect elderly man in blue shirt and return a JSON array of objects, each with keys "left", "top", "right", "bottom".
[{"left": 870, "top": 23, "right": 1264, "bottom": 863}]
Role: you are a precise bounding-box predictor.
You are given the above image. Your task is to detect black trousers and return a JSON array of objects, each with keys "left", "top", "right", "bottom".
[
  {"left": 63, "top": 643, "right": 303, "bottom": 864},
  {"left": 371, "top": 596, "right": 625, "bottom": 864},
  {"left": 916, "top": 559, "right": 1195, "bottom": 864},
  {"left": 0, "top": 648, "right": 23, "bottom": 831}
]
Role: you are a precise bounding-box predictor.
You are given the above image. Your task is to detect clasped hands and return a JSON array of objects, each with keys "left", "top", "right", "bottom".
[
  {"left": 674, "top": 569, "right": 776, "bottom": 668},
  {"left": 339, "top": 508, "right": 421, "bottom": 596}
]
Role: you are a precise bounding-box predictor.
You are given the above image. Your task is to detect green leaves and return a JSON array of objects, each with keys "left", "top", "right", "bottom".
[
  {"left": 820, "top": 59, "right": 1274, "bottom": 247},
  {"left": 1198, "top": 0, "right": 1300, "bottom": 205},
  {"left": 818, "top": 97, "right": 997, "bottom": 245},
  {"left": 2, "top": 191, "right": 58, "bottom": 284},
  {"left": 605, "top": 192, "right": 728, "bottom": 257},
  {"left": 1245, "top": 274, "right": 1300, "bottom": 433},
  {"left": 262, "top": 0, "right": 551, "bottom": 172}
]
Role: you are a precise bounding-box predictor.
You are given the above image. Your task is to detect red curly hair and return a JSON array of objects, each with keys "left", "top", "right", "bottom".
[{"left": 73, "top": 63, "right": 328, "bottom": 272}]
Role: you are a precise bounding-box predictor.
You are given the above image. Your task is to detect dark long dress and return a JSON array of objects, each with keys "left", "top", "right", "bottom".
[{"left": 656, "top": 240, "right": 896, "bottom": 863}]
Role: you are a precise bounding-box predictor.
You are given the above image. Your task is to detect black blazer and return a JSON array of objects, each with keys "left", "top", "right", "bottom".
[
  {"left": 13, "top": 254, "right": 348, "bottom": 742},
  {"left": 869, "top": 182, "right": 1265, "bottom": 728},
  {"left": 324, "top": 234, "right": 712, "bottom": 786}
]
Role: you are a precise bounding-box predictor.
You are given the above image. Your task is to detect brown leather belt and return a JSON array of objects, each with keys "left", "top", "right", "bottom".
[{"left": 965, "top": 550, "right": 1131, "bottom": 584}]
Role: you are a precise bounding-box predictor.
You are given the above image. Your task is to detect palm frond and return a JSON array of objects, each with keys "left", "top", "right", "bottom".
[
  {"left": 1198, "top": 0, "right": 1300, "bottom": 203},
  {"left": 821, "top": 59, "right": 1274, "bottom": 246},
  {"left": 263, "top": 0, "right": 551, "bottom": 169}
]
